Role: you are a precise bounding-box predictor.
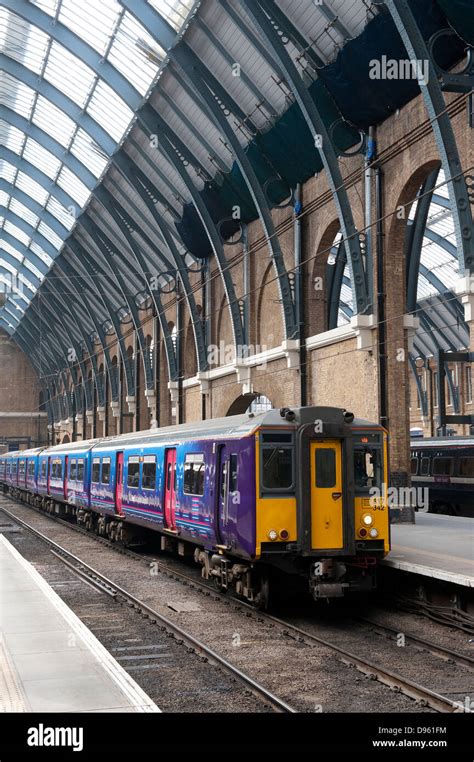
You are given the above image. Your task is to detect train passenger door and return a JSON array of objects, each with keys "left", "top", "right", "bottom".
[
  {"left": 64, "top": 457, "right": 68, "bottom": 500},
  {"left": 310, "top": 440, "right": 344, "bottom": 550},
  {"left": 47, "top": 457, "right": 51, "bottom": 495},
  {"left": 217, "top": 445, "right": 230, "bottom": 543},
  {"left": 115, "top": 452, "right": 124, "bottom": 516},
  {"left": 164, "top": 449, "right": 177, "bottom": 530}
]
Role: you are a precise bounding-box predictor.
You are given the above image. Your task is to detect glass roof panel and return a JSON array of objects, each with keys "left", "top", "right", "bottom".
[
  {"left": 23, "top": 137, "right": 62, "bottom": 179},
  {"left": 86, "top": 79, "right": 133, "bottom": 142},
  {"left": 0, "top": 72, "right": 36, "bottom": 119},
  {"left": 0, "top": 159, "right": 17, "bottom": 183},
  {"left": 44, "top": 41, "right": 96, "bottom": 107},
  {"left": 56, "top": 165, "right": 90, "bottom": 207},
  {"left": 108, "top": 11, "right": 164, "bottom": 96},
  {"left": 0, "top": 241, "right": 23, "bottom": 262},
  {"left": 23, "top": 258, "right": 43, "bottom": 279},
  {"left": 29, "top": 0, "right": 58, "bottom": 17},
  {"left": 9, "top": 198, "right": 39, "bottom": 228},
  {"left": 30, "top": 240, "right": 53, "bottom": 266},
  {"left": 33, "top": 95, "right": 77, "bottom": 147},
  {"left": 0, "top": 191, "right": 10, "bottom": 207},
  {"left": 0, "top": 119, "right": 25, "bottom": 154},
  {"left": 46, "top": 196, "right": 75, "bottom": 231},
  {"left": 69, "top": 129, "right": 108, "bottom": 178},
  {"left": 0, "top": 9, "right": 50, "bottom": 76},
  {"left": 58, "top": 0, "right": 121, "bottom": 56},
  {"left": 15, "top": 171, "right": 49, "bottom": 206},
  {"left": 38, "top": 220, "right": 63, "bottom": 249},
  {"left": 4, "top": 220, "right": 30, "bottom": 247}
]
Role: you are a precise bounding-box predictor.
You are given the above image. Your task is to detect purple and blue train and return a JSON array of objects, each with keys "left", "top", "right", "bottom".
[{"left": 0, "top": 406, "right": 390, "bottom": 607}]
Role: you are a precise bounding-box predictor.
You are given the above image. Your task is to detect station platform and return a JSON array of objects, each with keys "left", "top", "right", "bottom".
[
  {"left": 383, "top": 513, "right": 474, "bottom": 588},
  {"left": 0, "top": 534, "right": 159, "bottom": 712}
]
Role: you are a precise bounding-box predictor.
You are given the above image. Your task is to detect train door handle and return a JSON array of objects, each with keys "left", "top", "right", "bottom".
[{"left": 332, "top": 492, "right": 342, "bottom": 500}]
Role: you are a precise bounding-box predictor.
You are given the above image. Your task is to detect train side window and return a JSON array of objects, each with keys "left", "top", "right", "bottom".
[
  {"left": 229, "top": 454, "right": 238, "bottom": 494},
  {"left": 101, "top": 458, "right": 111, "bottom": 484},
  {"left": 70, "top": 460, "right": 77, "bottom": 481},
  {"left": 77, "top": 460, "right": 84, "bottom": 482},
  {"left": 142, "top": 456, "right": 156, "bottom": 490},
  {"left": 41, "top": 461, "right": 46, "bottom": 478},
  {"left": 183, "top": 453, "right": 205, "bottom": 495},
  {"left": 92, "top": 458, "right": 100, "bottom": 484},
  {"left": 420, "top": 457, "right": 430, "bottom": 476},
  {"left": 127, "top": 457, "right": 140, "bottom": 488},
  {"left": 459, "top": 457, "right": 474, "bottom": 477},
  {"left": 410, "top": 457, "right": 418, "bottom": 475},
  {"left": 315, "top": 448, "right": 336, "bottom": 488},
  {"left": 432, "top": 457, "right": 453, "bottom": 476}
]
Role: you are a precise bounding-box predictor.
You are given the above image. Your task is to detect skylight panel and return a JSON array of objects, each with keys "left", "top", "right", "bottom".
[
  {"left": 15, "top": 171, "right": 49, "bottom": 207},
  {"left": 70, "top": 130, "right": 108, "bottom": 178},
  {"left": 0, "top": 119, "right": 24, "bottom": 154},
  {"left": 58, "top": 0, "right": 121, "bottom": 56},
  {"left": 108, "top": 12, "right": 163, "bottom": 96},
  {"left": 147, "top": 0, "right": 194, "bottom": 32},
  {"left": 28, "top": 0, "right": 58, "bottom": 18},
  {"left": 4, "top": 220, "right": 30, "bottom": 248},
  {"left": 0, "top": 10, "right": 50, "bottom": 75},
  {"left": 0, "top": 241, "right": 23, "bottom": 262},
  {"left": 23, "top": 138, "right": 62, "bottom": 180},
  {"left": 33, "top": 96, "right": 77, "bottom": 148},
  {"left": 86, "top": 79, "right": 133, "bottom": 142},
  {"left": 23, "top": 258, "right": 43, "bottom": 280},
  {"left": 30, "top": 240, "right": 53, "bottom": 266},
  {"left": 44, "top": 41, "right": 96, "bottom": 108},
  {"left": 0, "top": 72, "right": 36, "bottom": 119},
  {"left": 56, "top": 166, "right": 90, "bottom": 207},
  {"left": 38, "top": 220, "right": 63, "bottom": 250},
  {"left": 0, "top": 191, "right": 10, "bottom": 207},
  {"left": 46, "top": 196, "right": 75, "bottom": 231},
  {"left": 0, "top": 160, "right": 17, "bottom": 183},
  {"left": 9, "top": 198, "right": 39, "bottom": 228}
]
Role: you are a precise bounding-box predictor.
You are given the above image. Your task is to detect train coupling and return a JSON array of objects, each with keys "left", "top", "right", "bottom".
[{"left": 310, "top": 559, "right": 347, "bottom": 599}]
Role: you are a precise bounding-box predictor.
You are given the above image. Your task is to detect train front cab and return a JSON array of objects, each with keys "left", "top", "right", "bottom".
[
  {"left": 305, "top": 412, "right": 388, "bottom": 599},
  {"left": 257, "top": 407, "right": 389, "bottom": 601}
]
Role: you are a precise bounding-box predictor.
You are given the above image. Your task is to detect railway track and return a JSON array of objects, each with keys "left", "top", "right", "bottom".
[{"left": 0, "top": 495, "right": 469, "bottom": 714}]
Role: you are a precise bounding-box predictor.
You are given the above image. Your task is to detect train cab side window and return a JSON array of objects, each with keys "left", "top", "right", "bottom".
[
  {"left": 92, "top": 459, "right": 100, "bottom": 484},
  {"left": 70, "top": 460, "right": 77, "bottom": 481},
  {"left": 459, "top": 457, "right": 474, "bottom": 477},
  {"left": 183, "top": 453, "right": 205, "bottom": 496},
  {"left": 77, "top": 460, "right": 84, "bottom": 482},
  {"left": 142, "top": 457, "right": 156, "bottom": 490},
  {"left": 432, "top": 457, "right": 453, "bottom": 476},
  {"left": 261, "top": 437, "right": 294, "bottom": 492},
  {"left": 410, "top": 457, "right": 418, "bottom": 475},
  {"left": 354, "top": 447, "right": 382, "bottom": 492},
  {"left": 127, "top": 458, "right": 140, "bottom": 488},
  {"left": 101, "top": 458, "right": 111, "bottom": 484}
]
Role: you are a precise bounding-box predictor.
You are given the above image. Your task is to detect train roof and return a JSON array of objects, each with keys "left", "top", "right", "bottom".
[
  {"left": 32, "top": 406, "right": 382, "bottom": 455},
  {"left": 411, "top": 437, "right": 474, "bottom": 448}
]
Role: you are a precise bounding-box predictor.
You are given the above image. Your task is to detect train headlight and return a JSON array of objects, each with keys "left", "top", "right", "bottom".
[
  {"left": 268, "top": 529, "right": 278, "bottom": 541},
  {"left": 279, "top": 529, "right": 289, "bottom": 540},
  {"left": 362, "top": 513, "right": 374, "bottom": 526},
  {"left": 369, "top": 528, "right": 379, "bottom": 538}
]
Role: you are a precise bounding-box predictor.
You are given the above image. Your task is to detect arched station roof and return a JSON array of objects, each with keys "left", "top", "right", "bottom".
[{"left": 0, "top": 0, "right": 472, "bottom": 419}]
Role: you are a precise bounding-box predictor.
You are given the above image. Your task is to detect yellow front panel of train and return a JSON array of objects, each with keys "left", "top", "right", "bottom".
[{"left": 310, "top": 440, "right": 344, "bottom": 550}]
